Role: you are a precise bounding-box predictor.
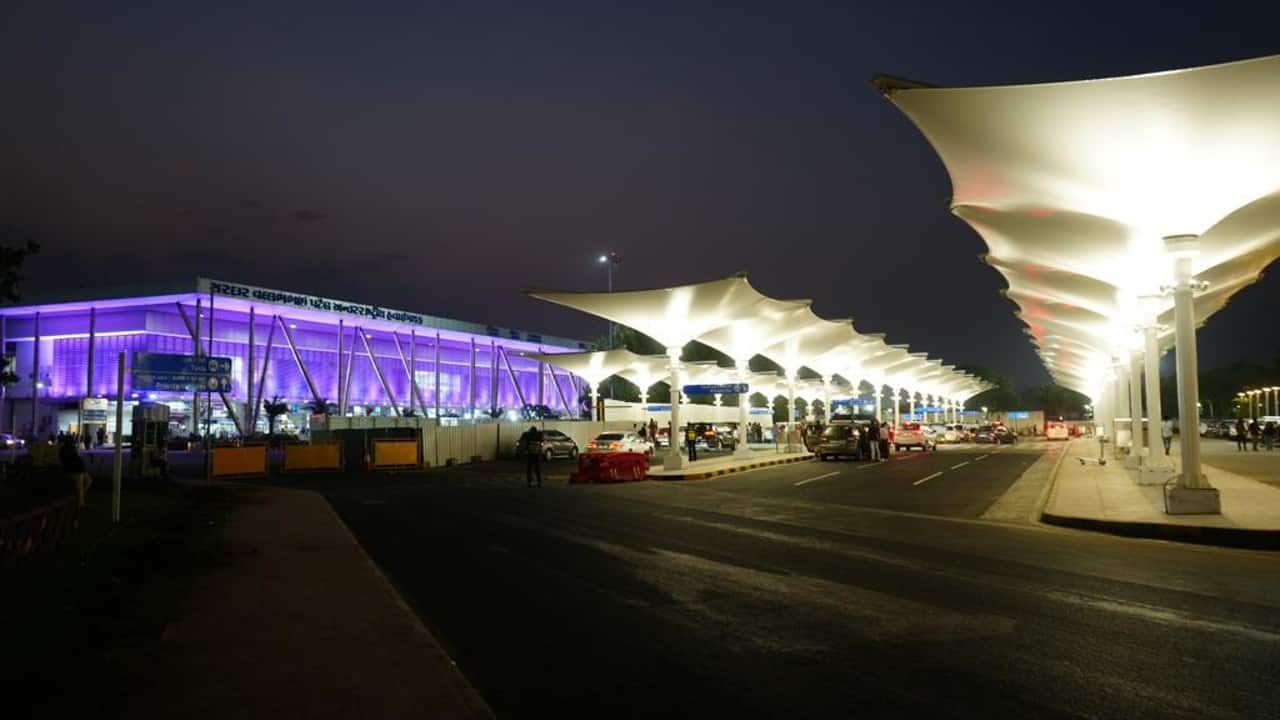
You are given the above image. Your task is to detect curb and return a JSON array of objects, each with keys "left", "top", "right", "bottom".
[
  {"left": 319, "top": 495, "right": 497, "bottom": 718},
  {"left": 1032, "top": 442, "right": 1072, "bottom": 523},
  {"left": 1039, "top": 512, "right": 1280, "bottom": 550},
  {"left": 1038, "top": 441, "right": 1279, "bottom": 551},
  {"left": 651, "top": 454, "right": 813, "bottom": 481}
]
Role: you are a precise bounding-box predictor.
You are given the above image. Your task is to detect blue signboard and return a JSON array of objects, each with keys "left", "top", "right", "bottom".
[
  {"left": 1007, "top": 411, "right": 1030, "bottom": 420},
  {"left": 132, "top": 352, "right": 233, "bottom": 393},
  {"left": 646, "top": 404, "right": 672, "bottom": 412},
  {"left": 682, "top": 383, "right": 748, "bottom": 395}
]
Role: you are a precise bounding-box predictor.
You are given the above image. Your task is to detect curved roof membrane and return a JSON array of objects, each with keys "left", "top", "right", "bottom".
[{"left": 877, "top": 54, "right": 1280, "bottom": 396}]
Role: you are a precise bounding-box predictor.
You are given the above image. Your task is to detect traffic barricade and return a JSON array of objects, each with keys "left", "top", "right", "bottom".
[
  {"left": 212, "top": 446, "right": 268, "bottom": 478},
  {"left": 570, "top": 452, "right": 648, "bottom": 484},
  {"left": 372, "top": 440, "right": 420, "bottom": 469},
  {"left": 282, "top": 442, "right": 343, "bottom": 472}
]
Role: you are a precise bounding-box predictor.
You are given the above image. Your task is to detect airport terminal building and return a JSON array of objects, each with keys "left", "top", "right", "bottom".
[{"left": 0, "top": 278, "right": 590, "bottom": 439}]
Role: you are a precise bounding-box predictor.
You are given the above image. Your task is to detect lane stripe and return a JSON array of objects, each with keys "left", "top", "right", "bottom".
[
  {"left": 950, "top": 461, "right": 970, "bottom": 469},
  {"left": 912, "top": 471, "right": 943, "bottom": 486},
  {"left": 975, "top": 454, "right": 990, "bottom": 461},
  {"left": 795, "top": 471, "right": 840, "bottom": 487}
]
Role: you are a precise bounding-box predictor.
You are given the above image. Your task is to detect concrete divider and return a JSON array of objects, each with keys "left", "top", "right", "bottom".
[
  {"left": 283, "top": 443, "right": 343, "bottom": 472},
  {"left": 212, "top": 446, "right": 268, "bottom": 477}
]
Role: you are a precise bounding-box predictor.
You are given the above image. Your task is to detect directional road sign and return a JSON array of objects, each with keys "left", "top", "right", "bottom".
[
  {"left": 681, "top": 383, "right": 748, "bottom": 395},
  {"left": 132, "top": 352, "right": 233, "bottom": 393}
]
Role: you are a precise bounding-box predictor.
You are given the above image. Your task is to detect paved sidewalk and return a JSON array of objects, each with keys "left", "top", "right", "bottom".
[
  {"left": 1041, "top": 438, "right": 1280, "bottom": 548},
  {"left": 129, "top": 485, "right": 492, "bottom": 719},
  {"left": 649, "top": 449, "right": 813, "bottom": 480}
]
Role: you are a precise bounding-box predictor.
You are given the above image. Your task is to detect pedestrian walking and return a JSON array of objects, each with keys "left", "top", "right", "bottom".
[
  {"left": 685, "top": 424, "right": 698, "bottom": 461},
  {"left": 1160, "top": 416, "right": 1173, "bottom": 455},
  {"left": 648, "top": 418, "right": 658, "bottom": 448},
  {"left": 1249, "top": 418, "right": 1262, "bottom": 451},
  {"left": 1236, "top": 418, "right": 1248, "bottom": 451},
  {"left": 1265, "top": 421, "right": 1277, "bottom": 451},
  {"left": 519, "top": 425, "right": 543, "bottom": 487},
  {"left": 867, "top": 419, "right": 881, "bottom": 461}
]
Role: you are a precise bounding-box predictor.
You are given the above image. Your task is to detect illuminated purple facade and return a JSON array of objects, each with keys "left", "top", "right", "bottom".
[{"left": 1, "top": 278, "right": 590, "bottom": 436}]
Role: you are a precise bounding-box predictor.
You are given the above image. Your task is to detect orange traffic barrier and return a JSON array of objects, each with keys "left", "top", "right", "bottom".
[
  {"left": 212, "top": 446, "right": 268, "bottom": 477},
  {"left": 282, "top": 442, "right": 342, "bottom": 472},
  {"left": 372, "top": 440, "right": 419, "bottom": 469}
]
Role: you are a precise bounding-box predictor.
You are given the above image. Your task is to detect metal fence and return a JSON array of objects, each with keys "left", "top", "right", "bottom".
[{"left": 0, "top": 495, "right": 80, "bottom": 569}]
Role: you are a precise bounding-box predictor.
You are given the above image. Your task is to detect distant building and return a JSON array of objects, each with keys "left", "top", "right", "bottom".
[{"left": 0, "top": 278, "right": 589, "bottom": 438}]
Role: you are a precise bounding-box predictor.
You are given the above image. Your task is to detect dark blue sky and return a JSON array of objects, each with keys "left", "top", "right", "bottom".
[{"left": 4, "top": 1, "right": 1278, "bottom": 387}]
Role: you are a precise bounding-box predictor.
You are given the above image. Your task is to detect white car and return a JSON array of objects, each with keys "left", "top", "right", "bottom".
[
  {"left": 895, "top": 422, "right": 936, "bottom": 451},
  {"left": 586, "top": 431, "right": 653, "bottom": 455},
  {"left": 1046, "top": 423, "right": 1070, "bottom": 441}
]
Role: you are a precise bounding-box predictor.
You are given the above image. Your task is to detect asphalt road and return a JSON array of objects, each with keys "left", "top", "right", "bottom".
[{"left": 302, "top": 444, "right": 1279, "bottom": 718}]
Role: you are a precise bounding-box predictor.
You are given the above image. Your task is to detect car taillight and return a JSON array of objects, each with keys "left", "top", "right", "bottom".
[{"left": 609, "top": 442, "right": 621, "bottom": 450}]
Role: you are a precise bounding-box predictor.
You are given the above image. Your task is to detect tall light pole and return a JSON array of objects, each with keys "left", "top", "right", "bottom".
[{"left": 598, "top": 252, "right": 621, "bottom": 349}]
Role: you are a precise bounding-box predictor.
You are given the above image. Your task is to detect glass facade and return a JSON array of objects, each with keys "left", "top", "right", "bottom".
[{"left": 1, "top": 281, "right": 589, "bottom": 437}]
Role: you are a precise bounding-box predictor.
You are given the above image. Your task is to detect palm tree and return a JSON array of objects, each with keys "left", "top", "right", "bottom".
[
  {"left": 263, "top": 396, "right": 290, "bottom": 438},
  {"left": 305, "top": 397, "right": 335, "bottom": 416}
]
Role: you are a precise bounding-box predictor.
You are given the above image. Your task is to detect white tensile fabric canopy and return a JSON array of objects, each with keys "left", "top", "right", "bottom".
[
  {"left": 877, "top": 54, "right": 1280, "bottom": 502},
  {"left": 875, "top": 54, "right": 1280, "bottom": 397},
  {"left": 527, "top": 273, "right": 984, "bottom": 466}
]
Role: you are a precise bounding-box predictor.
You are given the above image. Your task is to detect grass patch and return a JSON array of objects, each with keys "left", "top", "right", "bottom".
[{"left": 2, "top": 479, "right": 242, "bottom": 717}]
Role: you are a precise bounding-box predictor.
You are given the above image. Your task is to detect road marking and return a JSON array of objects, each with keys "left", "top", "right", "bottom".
[
  {"left": 975, "top": 454, "right": 989, "bottom": 461},
  {"left": 913, "top": 471, "right": 943, "bottom": 486},
  {"left": 795, "top": 471, "right": 840, "bottom": 487},
  {"left": 950, "top": 461, "right": 970, "bottom": 469}
]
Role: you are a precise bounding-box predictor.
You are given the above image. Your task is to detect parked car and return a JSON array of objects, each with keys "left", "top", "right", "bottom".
[
  {"left": 517, "top": 429, "right": 579, "bottom": 461},
  {"left": 654, "top": 427, "right": 671, "bottom": 448},
  {"left": 894, "top": 422, "right": 936, "bottom": 451},
  {"left": 936, "top": 423, "right": 967, "bottom": 443},
  {"left": 972, "top": 425, "right": 997, "bottom": 443},
  {"left": 0, "top": 432, "right": 26, "bottom": 449},
  {"left": 815, "top": 422, "right": 865, "bottom": 461},
  {"left": 1045, "top": 422, "right": 1070, "bottom": 441},
  {"left": 993, "top": 425, "right": 1018, "bottom": 444},
  {"left": 587, "top": 431, "right": 653, "bottom": 455}
]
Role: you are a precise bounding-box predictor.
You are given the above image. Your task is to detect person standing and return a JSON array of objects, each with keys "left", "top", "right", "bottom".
[
  {"left": 867, "top": 419, "right": 881, "bottom": 461},
  {"left": 1161, "top": 416, "right": 1174, "bottom": 455},
  {"left": 685, "top": 424, "right": 698, "bottom": 461},
  {"left": 1236, "top": 418, "right": 1248, "bottom": 451},
  {"left": 519, "top": 425, "right": 543, "bottom": 487},
  {"left": 1264, "top": 421, "right": 1277, "bottom": 452},
  {"left": 649, "top": 418, "right": 659, "bottom": 448},
  {"left": 1249, "top": 417, "right": 1262, "bottom": 451}
]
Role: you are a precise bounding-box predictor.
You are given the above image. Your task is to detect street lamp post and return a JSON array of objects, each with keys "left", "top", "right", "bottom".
[{"left": 598, "top": 252, "right": 621, "bottom": 349}]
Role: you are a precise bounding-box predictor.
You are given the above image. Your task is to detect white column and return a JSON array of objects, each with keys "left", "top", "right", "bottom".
[
  {"left": 737, "top": 358, "right": 752, "bottom": 458},
  {"left": 1128, "top": 350, "right": 1145, "bottom": 467},
  {"left": 888, "top": 386, "right": 899, "bottom": 429},
  {"left": 1113, "top": 362, "right": 1129, "bottom": 459},
  {"left": 590, "top": 383, "right": 601, "bottom": 422},
  {"left": 1165, "top": 236, "right": 1217, "bottom": 512},
  {"left": 908, "top": 393, "right": 915, "bottom": 422},
  {"left": 664, "top": 347, "right": 685, "bottom": 470},
  {"left": 1142, "top": 323, "right": 1166, "bottom": 466},
  {"left": 786, "top": 370, "right": 797, "bottom": 452},
  {"left": 873, "top": 383, "right": 882, "bottom": 424}
]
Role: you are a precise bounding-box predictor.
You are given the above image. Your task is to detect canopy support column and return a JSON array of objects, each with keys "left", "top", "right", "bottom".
[
  {"left": 874, "top": 383, "right": 882, "bottom": 425},
  {"left": 1142, "top": 321, "right": 1168, "bottom": 468},
  {"left": 1165, "top": 235, "right": 1219, "bottom": 513},
  {"left": 664, "top": 347, "right": 685, "bottom": 470},
  {"left": 735, "top": 361, "right": 753, "bottom": 459},
  {"left": 1128, "top": 350, "right": 1145, "bottom": 468}
]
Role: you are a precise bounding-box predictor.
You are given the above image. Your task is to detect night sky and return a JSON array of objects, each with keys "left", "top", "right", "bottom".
[{"left": 5, "top": 2, "right": 1279, "bottom": 388}]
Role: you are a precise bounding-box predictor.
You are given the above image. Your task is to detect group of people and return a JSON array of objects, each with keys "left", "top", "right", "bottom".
[{"left": 1234, "top": 417, "right": 1278, "bottom": 451}]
